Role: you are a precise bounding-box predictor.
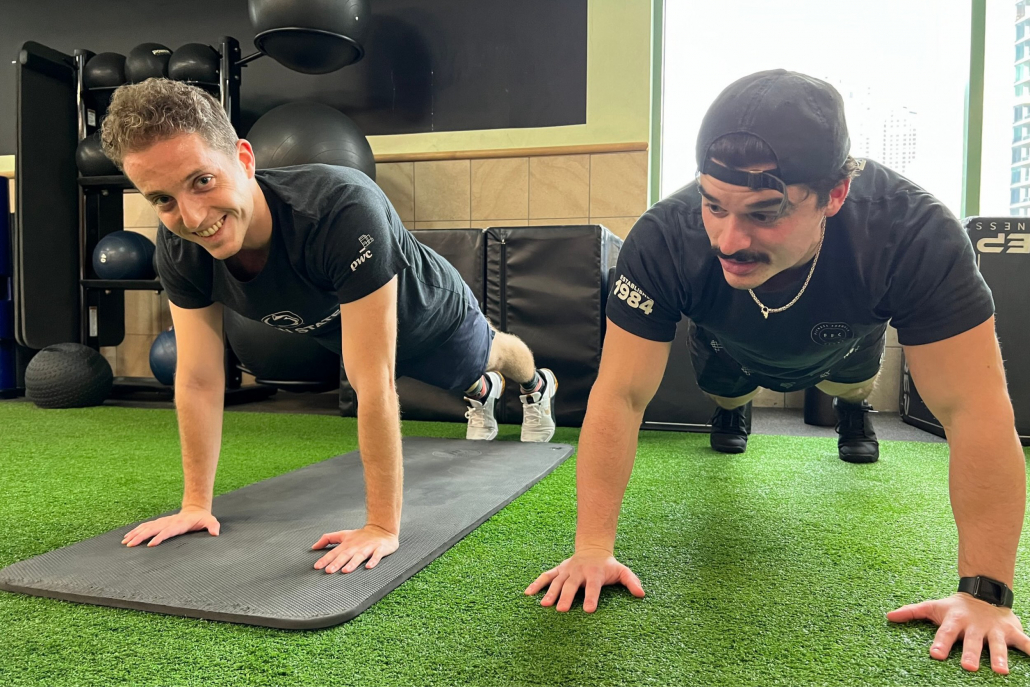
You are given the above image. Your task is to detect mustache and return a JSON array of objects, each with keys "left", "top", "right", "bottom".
[{"left": 710, "top": 246, "right": 770, "bottom": 265}]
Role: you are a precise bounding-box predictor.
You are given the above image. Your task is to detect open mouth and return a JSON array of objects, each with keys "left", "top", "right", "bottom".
[{"left": 194, "top": 215, "right": 226, "bottom": 240}]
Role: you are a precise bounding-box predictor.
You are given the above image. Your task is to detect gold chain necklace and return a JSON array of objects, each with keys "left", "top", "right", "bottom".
[{"left": 748, "top": 217, "right": 826, "bottom": 320}]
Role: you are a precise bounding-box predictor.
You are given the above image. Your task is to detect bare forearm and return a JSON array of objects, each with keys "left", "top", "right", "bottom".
[
  {"left": 947, "top": 413, "right": 1026, "bottom": 587},
  {"left": 575, "top": 386, "right": 643, "bottom": 553},
  {"left": 356, "top": 385, "right": 403, "bottom": 534},
  {"left": 174, "top": 378, "right": 225, "bottom": 511}
]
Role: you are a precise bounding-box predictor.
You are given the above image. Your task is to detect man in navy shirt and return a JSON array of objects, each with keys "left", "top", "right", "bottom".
[
  {"left": 100, "top": 79, "right": 557, "bottom": 576},
  {"left": 528, "top": 70, "right": 1028, "bottom": 674}
]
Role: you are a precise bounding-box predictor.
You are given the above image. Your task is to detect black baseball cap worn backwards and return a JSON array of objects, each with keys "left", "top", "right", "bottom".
[{"left": 696, "top": 69, "right": 851, "bottom": 195}]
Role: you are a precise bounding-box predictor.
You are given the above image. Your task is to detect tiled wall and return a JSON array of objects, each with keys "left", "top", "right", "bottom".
[
  {"left": 375, "top": 151, "right": 648, "bottom": 238},
  {"left": 101, "top": 196, "right": 170, "bottom": 377},
  {"left": 110, "top": 149, "right": 902, "bottom": 412}
]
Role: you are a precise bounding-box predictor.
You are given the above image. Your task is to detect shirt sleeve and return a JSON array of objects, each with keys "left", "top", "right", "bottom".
[
  {"left": 155, "top": 225, "right": 214, "bottom": 309},
  {"left": 881, "top": 194, "right": 994, "bottom": 346},
  {"left": 605, "top": 215, "right": 688, "bottom": 342},
  {"left": 314, "top": 185, "right": 411, "bottom": 305}
]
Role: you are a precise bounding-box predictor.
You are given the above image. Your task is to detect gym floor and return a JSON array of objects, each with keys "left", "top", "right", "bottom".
[{"left": 1, "top": 399, "right": 1025, "bottom": 685}]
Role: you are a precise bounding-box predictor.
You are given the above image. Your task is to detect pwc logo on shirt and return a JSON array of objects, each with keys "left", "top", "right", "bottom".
[{"left": 351, "top": 234, "right": 375, "bottom": 271}]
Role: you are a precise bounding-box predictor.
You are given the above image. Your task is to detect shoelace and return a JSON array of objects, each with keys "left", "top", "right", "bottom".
[
  {"left": 465, "top": 400, "right": 487, "bottom": 428},
  {"left": 836, "top": 404, "right": 876, "bottom": 436},
  {"left": 521, "top": 394, "right": 546, "bottom": 427},
  {"left": 713, "top": 407, "right": 747, "bottom": 432}
]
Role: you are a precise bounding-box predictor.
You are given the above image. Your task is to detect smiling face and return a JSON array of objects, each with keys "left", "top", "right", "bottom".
[
  {"left": 698, "top": 163, "right": 850, "bottom": 290},
  {"left": 123, "top": 133, "right": 261, "bottom": 261}
]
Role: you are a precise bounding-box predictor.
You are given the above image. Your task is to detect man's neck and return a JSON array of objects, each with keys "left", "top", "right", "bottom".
[
  {"left": 243, "top": 177, "right": 273, "bottom": 252},
  {"left": 225, "top": 178, "right": 273, "bottom": 280},
  {"left": 755, "top": 230, "right": 823, "bottom": 294}
]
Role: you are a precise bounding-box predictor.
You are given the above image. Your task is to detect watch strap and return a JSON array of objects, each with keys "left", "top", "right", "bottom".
[{"left": 959, "top": 576, "right": 1014, "bottom": 608}]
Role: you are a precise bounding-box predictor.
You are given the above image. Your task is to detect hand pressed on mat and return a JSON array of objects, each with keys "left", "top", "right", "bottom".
[
  {"left": 888, "top": 593, "right": 1030, "bottom": 674},
  {"left": 312, "top": 524, "right": 399, "bottom": 573},
  {"left": 525, "top": 547, "right": 644, "bottom": 613},
  {"left": 121, "top": 506, "right": 221, "bottom": 547}
]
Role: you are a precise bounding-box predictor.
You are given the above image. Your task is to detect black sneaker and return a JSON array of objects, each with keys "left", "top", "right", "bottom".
[
  {"left": 710, "top": 402, "right": 752, "bottom": 454},
  {"left": 833, "top": 398, "right": 879, "bottom": 463}
]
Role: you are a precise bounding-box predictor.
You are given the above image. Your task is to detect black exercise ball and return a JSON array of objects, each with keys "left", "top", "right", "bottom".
[
  {"left": 249, "top": 0, "right": 370, "bottom": 74},
  {"left": 224, "top": 308, "right": 340, "bottom": 386},
  {"left": 92, "top": 231, "right": 156, "bottom": 280},
  {"left": 125, "top": 43, "right": 172, "bottom": 83},
  {"left": 168, "top": 43, "right": 220, "bottom": 84},
  {"left": 25, "top": 343, "right": 113, "bottom": 409},
  {"left": 149, "top": 329, "right": 177, "bottom": 386},
  {"left": 76, "top": 133, "right": 120, "bottom": 177},
  {"left": 246, "top": 102, "right": 375, "bottom": 180},
  {"left": 82, "top": 52, "right": 126, "bottom": 89}
]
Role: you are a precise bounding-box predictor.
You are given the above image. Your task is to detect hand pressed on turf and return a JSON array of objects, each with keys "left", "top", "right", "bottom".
[
  {"left": 888, "top": 593, "right": 1030, "bottom": 674},
  {"left": 121, "top": 507, "right": 220, "bottom": 547},
  {"left": 312, "top": 524, "right": 399, "bottom": 573},
  {"left": 524, "top": 548, "right": 644, "bottom": 612}
]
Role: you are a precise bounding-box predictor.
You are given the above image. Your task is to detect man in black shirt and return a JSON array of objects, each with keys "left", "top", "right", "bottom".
[
  {"left": 100, "top": 79, "right": 557, "bottom": 575},
  {"left": 527, "top": 70, "right": 1028, "bottom": 674}
]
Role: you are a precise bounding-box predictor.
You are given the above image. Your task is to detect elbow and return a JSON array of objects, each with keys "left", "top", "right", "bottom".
[
  {"left": 351, "top": 373, "right": 398, "bottom": 404},
  {"left": 174, "top": 368, "right": 225, "bottom": 393},
  {"left": 588, "top": 377, "right": 651, "bottom": 419}
]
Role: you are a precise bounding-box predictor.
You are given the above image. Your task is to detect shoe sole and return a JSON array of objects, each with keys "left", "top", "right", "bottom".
[
  {"left": 710, "top": 439, "right": 748, "bottom": 454},
  {"left": 839, "top": 453, "right": 879, "bottom": 464}
]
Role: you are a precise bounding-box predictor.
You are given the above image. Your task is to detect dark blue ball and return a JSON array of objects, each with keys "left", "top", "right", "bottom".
[
  {"left": 92, "top": 231, "right": 156, "bottom": 280},
  {"left": 149, "top": 329, "right": 177, "bottom": 386}
]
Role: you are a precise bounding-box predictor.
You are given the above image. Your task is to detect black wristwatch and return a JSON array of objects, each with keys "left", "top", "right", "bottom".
[{"left": 958, "top": 576, "right": 1014, "bottom": 608}]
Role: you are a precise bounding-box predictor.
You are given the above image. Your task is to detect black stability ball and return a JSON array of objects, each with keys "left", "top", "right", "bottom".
[
  {"left": 125, "top": 43, "right": 173, "bottom": 83},
  {"left": 246, "top": 101, "right": 376, "bottom": 180},
  {"left": 92, "top": 231, "right": 156, "bottom": 280},
  {"left": 83, "top": 52, "right": 126, "bottom": 116},
  {"left": 249, "top": 0, "right": 370, "bottom": 74},
  {"left": 168, "top": 43, "right": 220, "bottom": 85},
  {"left": 76, "top": 133, "right": 120, "bottom": 177},
  {"left": 82, "top": 52, "right": 126, "bottom": 89},
  {"left": 224, "top": 308, "right": 340, "bottom": 387},
  {"left": 25, "top": 343, "right": 113, "bottom": 409},
  {"left": 149, "top": 329, "right": 177, "bottom": 386}
]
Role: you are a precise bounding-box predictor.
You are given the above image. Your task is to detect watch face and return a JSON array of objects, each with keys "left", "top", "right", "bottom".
[
  {"left": 977, "top": 577, "right": 1004, "bottom": 602},
  {"left": 962, "top": 576, "right": 1013, "bottom": 607}
]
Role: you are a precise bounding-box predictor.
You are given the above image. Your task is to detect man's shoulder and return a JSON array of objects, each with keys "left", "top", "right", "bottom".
[
  {"left": 626, "top": 181, "right": 708, "bottom": 256},
  {"left": 840, "top": 158, "right": 960, "bottom": 240},
  {"left": 256, "top": 164, "right": 388, "bottom": 224},
  {"left": 845, "top": 158, "right": 937, "bottom": 206}
]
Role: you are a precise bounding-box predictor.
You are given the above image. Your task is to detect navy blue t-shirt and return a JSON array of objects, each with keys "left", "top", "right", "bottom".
[
  {"left": 156, "top": 164, "right": 468, "bottom": 360},
  {"left": 606, "top": 159, "right": 995, "bottom": 381}
]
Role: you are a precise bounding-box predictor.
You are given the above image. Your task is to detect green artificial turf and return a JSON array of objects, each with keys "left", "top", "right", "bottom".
[{"left": 0, "top": 401, "right": 1028, "bottom": 686}]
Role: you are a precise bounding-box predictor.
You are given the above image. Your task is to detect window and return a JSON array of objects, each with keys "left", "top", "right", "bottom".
[
  {"left": 660, "top": 0, "right": 970, "bottom": 216},
  {"left": 981, "top": 0, "right": 1030, "bottom": 216}
]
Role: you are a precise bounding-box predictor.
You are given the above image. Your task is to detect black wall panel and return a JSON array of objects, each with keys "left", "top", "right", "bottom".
[{"left": 0, "top": 0, "right": 588, "bottom": 154}]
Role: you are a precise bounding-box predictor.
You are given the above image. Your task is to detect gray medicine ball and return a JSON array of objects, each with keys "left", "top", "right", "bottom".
[{"left": 25, "top": 343, "right": 113, "bottom": 409}]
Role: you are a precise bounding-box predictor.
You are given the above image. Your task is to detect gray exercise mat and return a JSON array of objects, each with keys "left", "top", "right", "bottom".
[{"left": 0, "top": 438, "right": 574, "bottom": 629}]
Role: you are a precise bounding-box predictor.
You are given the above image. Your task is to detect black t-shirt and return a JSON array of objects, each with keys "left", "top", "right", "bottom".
[
  {"left": 607, "top": 159, "right": 995, "bottom": 383},
  {"left": 156, "top": 164, "right": 468, "bottom": 360}
]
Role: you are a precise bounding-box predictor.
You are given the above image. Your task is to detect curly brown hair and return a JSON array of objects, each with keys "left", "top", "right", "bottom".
[{"left": 100, "top": 78, "right": 237, "bottom": 169}]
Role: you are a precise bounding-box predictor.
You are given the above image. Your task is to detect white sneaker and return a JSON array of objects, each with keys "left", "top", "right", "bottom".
[
  {"left": 464, "top": 371, "right": 504, "bottom": 440},
  {"left": 520, "top": 368, "right": 557, "bottom": 442}
]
